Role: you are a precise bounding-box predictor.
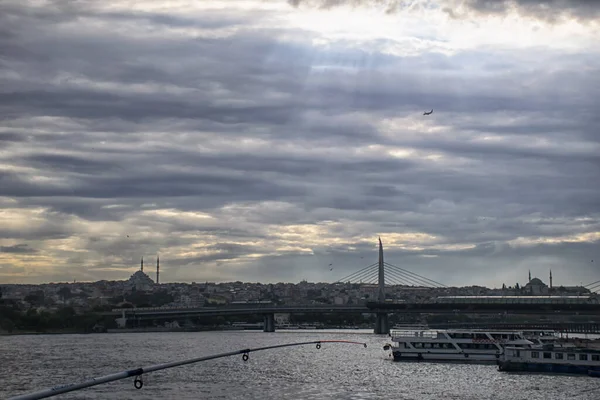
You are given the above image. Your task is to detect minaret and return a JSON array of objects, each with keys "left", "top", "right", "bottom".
[
  {"left": 378, "top": 237, "right": 385, "bottom": 303},
  {"left": 528, "top": 270, "right": 531, "bottom": 283},
  {"left": 156, "top": 256, "right": 160, "bottom": 285},
  {"left": 550, "top": 270, "right": 553, "bottom": 289},
  {"left": 141, "top": 257, "right": 144, "bottom": 272}
]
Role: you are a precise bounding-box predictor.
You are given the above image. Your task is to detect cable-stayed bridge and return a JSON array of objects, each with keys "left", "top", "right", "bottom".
[
  {"left": 337, "top": 261, "right": 445, "bottom": 288},
  {"left": 105, "top": 238, "right": 600, "bottom": 334}
]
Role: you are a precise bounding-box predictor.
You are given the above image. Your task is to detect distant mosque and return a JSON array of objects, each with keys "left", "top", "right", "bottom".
[
  {"left": 127, "top": 256, "right": 160, "bottom": 292},
  {"left": 523, "top": 269, "right": 552, "bottom": 295},
  {"left": 517, "top": 269, "right": 589, "bottom": 295}
]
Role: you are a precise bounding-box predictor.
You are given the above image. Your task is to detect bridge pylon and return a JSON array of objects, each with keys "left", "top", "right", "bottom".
[
  {"left": 375, "top": 237, "right": 389, "bottom": 334},
  {"left": 263, "top": 313, "right": 275, "bottom": 332}
]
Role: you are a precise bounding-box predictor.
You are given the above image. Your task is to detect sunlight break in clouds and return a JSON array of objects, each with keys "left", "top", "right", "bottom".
[{"left": 0, "top": 0, "right": 598, "bottom": 287}]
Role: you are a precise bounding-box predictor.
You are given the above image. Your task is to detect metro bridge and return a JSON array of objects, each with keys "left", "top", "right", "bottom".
[
  {"left": 104, "top": 301, "right": 600, "bottom": 333},
  {"left": 104, "top": 300, "right": 600, "bottom": 319},
  {"left": 106, "top": 238, "right": 600, "bottom": 333}
]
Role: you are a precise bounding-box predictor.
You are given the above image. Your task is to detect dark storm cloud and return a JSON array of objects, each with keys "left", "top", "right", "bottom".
[
  {"left": 455, "top": 0, "right": 600, "bottom": 22},
  {"left": 24, "top": 153, "right": 122, "bottom": 174},
  {"left": 0, "top": 168, "right": 305, "bottom": 200},
  {"left": 16, "top": 197, "right": 138, "bottom": 222},
  {"left": 286, "top": 0, "right": 600, "bottom": 21},
  {"left": 0, "top": 89, "right": 296, "bottom": 125},
  {"left": 0, "top": 132, "right": 24, "bottom": 143},
  {"left": 0, "top": 218, "right": 74, "bottom": 241},
  {"left": 0, "top": 244, "right": 37, "bottom": 254}
]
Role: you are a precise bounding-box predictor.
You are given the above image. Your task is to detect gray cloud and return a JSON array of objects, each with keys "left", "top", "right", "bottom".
[
  {"left": 286, "top": 0, "right": 600, "bottom": 21},
  {"left": 0, "top": 0, "right": 598, "bottom": 286},
  {"left": 0, "top": 244, "right": 37, "bottom": 254},
  {"left": 454, "top": 0, "right": 600, "bottom": 22}
]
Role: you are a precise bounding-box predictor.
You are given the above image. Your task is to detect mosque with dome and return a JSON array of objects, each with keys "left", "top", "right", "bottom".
[
  {"left": 126, "top": 257, "right": 159, "bottom": 292},
  {"left": 518, "top": 270, "right": 589, "bottom": 295}
]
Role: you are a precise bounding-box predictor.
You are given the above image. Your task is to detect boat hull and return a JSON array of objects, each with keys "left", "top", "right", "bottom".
[
  {"left": 392, "top": 350, "right": 501, "bottom": 364},
  {"left": 498, "top": 361, "right": 600, "bottom": 375}
]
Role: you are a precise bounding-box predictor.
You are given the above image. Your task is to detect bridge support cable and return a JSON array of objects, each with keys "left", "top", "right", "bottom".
[
  {"left": 383, "top": 265, "right": 430, "bottom": 286},
  {"left": 587, "top": 284, "right": 600, "bottom": 293},
  {"left": 385, "top": 266, "right": 441, "bottom": 288},
  {"left": 585, "top": 280, "right": 600, "bottom": 293},
  {"left": 381, "top": 271, "right": 413, "bottom": 286},
  {"left": 338, "top": 264, "right": 379, "bottom": 285},
  {"left": 585, "top": 280, "right": 600, "bottom": 288},
  {"left": 341, "top": 265, "right": 378, "bottom": 284},
  {"left": 358, "top": 266, "right": 381, "bottom": 284},
  {"left": 384, "top": 267, "right": 433, "bottom": 287},
  {"left": 380, "top": 266, "right": 423, "bottom": 286},
  {"left": 384, "top": 262, "right": 446, "bottom": 288},
  {"left": 336, "top": 263, "right": 378, "bottom": 283},
  {"left": 359, "top": 268, "right": 380, "bottom": 285}
]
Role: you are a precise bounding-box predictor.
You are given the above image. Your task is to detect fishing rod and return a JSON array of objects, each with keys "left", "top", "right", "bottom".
[{"left": 8, "top": 339, "right": 367, "bottom": 400}]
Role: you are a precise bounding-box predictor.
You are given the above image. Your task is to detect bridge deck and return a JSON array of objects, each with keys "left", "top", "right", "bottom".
[{"left": 102, "top": 302, "right": 600, "bottom": 318}]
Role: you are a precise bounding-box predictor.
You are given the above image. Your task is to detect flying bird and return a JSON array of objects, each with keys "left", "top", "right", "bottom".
[{"left": 423, "top": 109, "right": 433, "bottom": 115}]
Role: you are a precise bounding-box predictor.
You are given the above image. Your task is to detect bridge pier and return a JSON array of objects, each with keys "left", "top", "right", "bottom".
[
  {"left": 374, "top": 312, "right": 389, "bottom": 334},
  {"left": 263, "top": 313, "right": 275, "bottom": 332}
]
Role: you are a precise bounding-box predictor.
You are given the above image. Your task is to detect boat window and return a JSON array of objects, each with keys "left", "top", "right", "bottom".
[
  {"left": 543, "top": 352, "right": 552, "bottom": 359},
  {"left": 567, "top": 354, "right": 576, "bottom": 360},
  {"left": 555, "top": 353, "right": 563, "bottom": 359},
  {"left": 580, "top": 354, "right": 588, "bottom": 361},
  {"left": 531, "top": 352, "right": 539, "bottom": 358},
  {"left": 592, "top": 355, "right": 600, "bottom": 361}
]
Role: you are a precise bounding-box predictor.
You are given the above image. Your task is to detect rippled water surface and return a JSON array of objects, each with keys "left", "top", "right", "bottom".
[{"left": 1, "top": 331, "right": 598, "bottom": 399}]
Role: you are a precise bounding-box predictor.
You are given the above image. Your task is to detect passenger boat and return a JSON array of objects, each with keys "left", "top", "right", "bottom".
[
  {"left": 498, "top": 345, "right": 600, "bottom": 375},
  {"left": 383, "top": 329, "right": 535, "bottom": 363},
  {"left": 521, "top": 330, "right": 559, "bottom": 346},
  {"left": 519, "top": 329, "right": 577, "bottom": 348}
]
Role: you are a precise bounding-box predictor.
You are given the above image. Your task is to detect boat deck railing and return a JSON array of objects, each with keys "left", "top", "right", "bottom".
[{"left": 390, "top": 330, "right": 440, "bottom": 339}]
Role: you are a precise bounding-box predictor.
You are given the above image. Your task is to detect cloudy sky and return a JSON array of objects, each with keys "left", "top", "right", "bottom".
[{"left": 0, "top": 0, "right": 598, "bottom": 287}]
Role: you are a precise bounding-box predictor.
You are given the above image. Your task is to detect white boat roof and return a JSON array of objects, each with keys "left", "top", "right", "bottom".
[
  {"left": 507, "top": 339, "right": 535, "bottom": 345},
  {"left": 391, "top": 329, "right": 526, "bottom": 334}
]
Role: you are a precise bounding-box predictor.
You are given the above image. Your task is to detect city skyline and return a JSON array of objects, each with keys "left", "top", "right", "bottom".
[
  {"left": 0, "top": 1, "right": 599, "bottom": 286},
  {"left": 2, "top": 251, "right": 587, "bottom": 290}
]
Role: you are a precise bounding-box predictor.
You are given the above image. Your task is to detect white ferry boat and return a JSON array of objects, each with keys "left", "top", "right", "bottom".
[
  {"left": 383, "top": 329, "right": 535, "bottom": 363},
  {"left": 521, "top": 330, "right": 564, "bottom": 347},
  {"left": 499, "top": 345, "right": 600, "bottom": 376}
]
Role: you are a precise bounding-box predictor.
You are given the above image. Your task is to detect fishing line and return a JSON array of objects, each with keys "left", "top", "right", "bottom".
[{"left": 8, "top": 339, "right": 367, "bottom": 400}]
